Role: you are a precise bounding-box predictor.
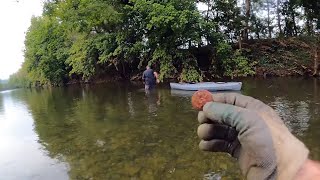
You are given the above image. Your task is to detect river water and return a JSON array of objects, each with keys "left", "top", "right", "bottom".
[{"left": 0, "top": 78, "right": 319, "bottom": 180}]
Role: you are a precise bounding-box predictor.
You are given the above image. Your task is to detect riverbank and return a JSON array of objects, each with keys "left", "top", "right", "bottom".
[
  {"left": 79, "top": 36, "right": 320, "bottom": 84},
  {"left": 9, "top": 35, "right": 320, "bottom": 88},
  {"left": 245, "top": 36, "right": 318, "bottom": 77}
]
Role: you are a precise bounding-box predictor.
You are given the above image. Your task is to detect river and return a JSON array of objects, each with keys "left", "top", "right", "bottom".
[{"left": 0, "top": 78, "right": 319, "bottom": 180}]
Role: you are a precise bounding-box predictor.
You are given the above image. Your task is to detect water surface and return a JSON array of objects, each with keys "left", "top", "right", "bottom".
[{"left": 0, "top": 78, "right": 319, "bottom": 179}]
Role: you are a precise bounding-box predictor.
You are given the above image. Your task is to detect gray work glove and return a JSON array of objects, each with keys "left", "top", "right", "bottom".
[{"left": 197, "top": 93, "right": 309, "bottom": 180}]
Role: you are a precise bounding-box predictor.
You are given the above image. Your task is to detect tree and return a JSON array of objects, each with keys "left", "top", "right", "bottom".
[
  {"left": 281, "top": 0, "right": 300, "bottom": 36},
  {"left": 24, "top": 16, "right": 69, "bottom": 85},
  {"left": 299, "top": 0, "right": 320, "bottom": 76},
  {"left": 300, "top": 0, "right": 320, "bottom": 33},
  {"left": 244, "top": 0, "right": 251, "bottom": 40},
  {"left": 10, "top": 0, "right": 259, "bottom": 86},
  {"left": 199, "top": 0, "right": 244, "bottom": 42},
  {"left": 265, "top": 0, "right": 276, "bottom": 38},
  {"left": 276, "top": 0, "right": 283, "bottom": 36}
]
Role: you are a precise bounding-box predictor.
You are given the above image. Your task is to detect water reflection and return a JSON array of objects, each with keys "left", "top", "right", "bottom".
[
  {"left": 6, "top": 85, "right": 239, "bottom": 179},
  {"left": 0, "top": 92, "right": 3, "bottom": 117},
  {"left": 1, "top": 78, "right": 319, "bottom": 179},
  {"left": 270, "top": 97, "right": 310, "bottom": 136},
  {"left": 0, "top": 90, "right": 69, "bottom": 180},
  {"left": 144, "top": 89, "right": 161, "bottom": 118}
]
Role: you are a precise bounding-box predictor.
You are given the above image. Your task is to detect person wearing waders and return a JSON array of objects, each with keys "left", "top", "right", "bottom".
[{"left": 142, "top": 65, "right": 159, "bottom": 91}]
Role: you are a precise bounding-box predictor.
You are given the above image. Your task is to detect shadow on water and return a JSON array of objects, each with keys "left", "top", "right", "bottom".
[{"left": 2, "top": 77, "right": 320, "bottom": 179}]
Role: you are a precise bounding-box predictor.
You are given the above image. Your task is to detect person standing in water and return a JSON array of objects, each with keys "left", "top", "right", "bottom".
[{"left": 142, "top": 65, "right": 159, "bottom": 90}]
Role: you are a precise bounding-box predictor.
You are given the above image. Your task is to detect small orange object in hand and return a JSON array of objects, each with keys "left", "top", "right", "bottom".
[{"left": 191, "top": 90, "right": 213, "bottom": 110}]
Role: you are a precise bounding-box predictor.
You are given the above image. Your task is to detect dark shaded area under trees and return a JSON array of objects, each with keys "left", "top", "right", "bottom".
[{"left": 8, "top": 0, "right": 320, "bottom": 87}]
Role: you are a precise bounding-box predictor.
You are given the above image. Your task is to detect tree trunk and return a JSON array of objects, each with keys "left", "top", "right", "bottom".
[
  {"left": 313, "top": 78, "right": 318, "bottom": 102},
  {"left": 244, "top": 0, "right": 251, "bottom": 40},
  {"left": 305, "top": 8, "right": 313, "bottom": 35},
  {"left": 238, "top": 32, "right": 242, "bottom": 50},
  {"left": 313, "top": 49, "right": 319, "bottom": 76},
  {"left": 216, "top": 11, "right": 219, "bottom": 32},
  {"left": 292, "top": 12, "right": 298, "bottom": 36},
  {"left": 306, "top": 19, "right": 313, "bottom": 36},
  {"left": 267, "top": 0, "right": 272, "bottom": 38},
  {"left": 277, "top": 0, "right": 282, "bottom": 36},
  {"left": 206, "top": 0, "right": 210, "bottom": 22},
  {"left": 122, "top": 60, "right": 126, "bottom": 78}
]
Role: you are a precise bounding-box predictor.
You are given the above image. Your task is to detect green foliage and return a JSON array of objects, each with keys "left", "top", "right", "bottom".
[
  {"left": 67, "top": 33, "right": 97, "bottom": 79},
  {"left": 12, "top": 0, "right": 320, "bottom": 86},
  {"left": 125, "top": 0, "right": 204, "bottom": 80},
  {"left": 300, "top": 0, "right": 320, "bottom": 30},
  {"left": 216, "top": 41, "right": 233, "bottom": 62},
  {"left": 8, "top": 66, "right": 32, "bottom": 88},
  {"left": 0, "top": 80, "right": 11, "bottom": 91},
  {"left": 24, "top": 16, "right": 69, "bottom": 86},
  {"left": 202, "top": 0, "right": 244, "bottom": 41},
  {"left": 215, "top": 42, "right": 255, "bottom": 78},
  {"left": 180, "top": 56, "right": 203, "bottom": 82},
  {"left": 150, "top": 48, "right": 176, "bottom": 81},
  {"left": 53, "top": 0, "right": 122, "bottom": 33},
  {"left": 223, "top": 50, "right": 256, "bottom": 78}
]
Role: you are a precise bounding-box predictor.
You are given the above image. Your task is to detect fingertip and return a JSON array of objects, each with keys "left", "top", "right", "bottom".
[
  {"left": 199, "top": 139, "right": 229, "bottom": 152},
  {"left": 202, "top": 102, "right": 221, "bottom": 122},
  {"left": 198, "top": 111, "right": 209, "bottom": 124},
  {"left": 199, "top": 140, "right": 209, "bottom": 151},
  {"left": 197, "top": 124, "right": 209, "bottom": 139}
]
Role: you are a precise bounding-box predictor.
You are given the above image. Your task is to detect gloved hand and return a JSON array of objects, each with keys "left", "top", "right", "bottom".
[{"left": 196, "top": 93, "right": 309, "bottom": 180}]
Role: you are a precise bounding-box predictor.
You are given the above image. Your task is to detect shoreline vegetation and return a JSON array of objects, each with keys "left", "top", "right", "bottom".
[{"left": 7, "top": 0, "right": 320, "bottom": 88}]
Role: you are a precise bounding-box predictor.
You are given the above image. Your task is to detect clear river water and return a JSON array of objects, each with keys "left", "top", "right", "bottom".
[{"left": 0, "top": 78, "right": 319, "bottom": 180}]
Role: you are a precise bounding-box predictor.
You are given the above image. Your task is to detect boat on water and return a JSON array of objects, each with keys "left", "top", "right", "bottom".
[
  {"left": 169, "top": 82, "right": 242, "bottom": 91},
  {"left": 170, "top": 89, "right": 242, "bottom": 97}
]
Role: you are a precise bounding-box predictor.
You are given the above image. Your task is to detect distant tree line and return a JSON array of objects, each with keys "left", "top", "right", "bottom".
[
  {"left": 9, "top": 0, "right": 320, "bottom": 87},
  {"left": 0, "top": 80, "right": 11, "bottom": 91}
]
